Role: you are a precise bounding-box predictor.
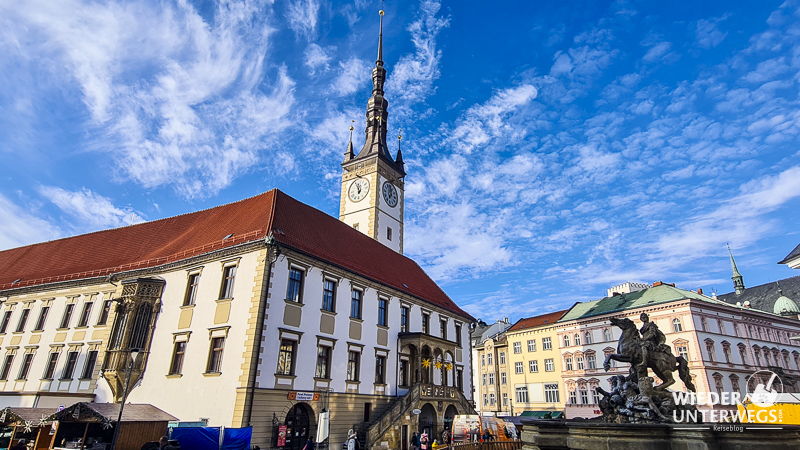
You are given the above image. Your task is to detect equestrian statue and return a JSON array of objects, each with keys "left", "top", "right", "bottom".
[{"left": 603, "top": 313, "right": 696, "bottom": 393}]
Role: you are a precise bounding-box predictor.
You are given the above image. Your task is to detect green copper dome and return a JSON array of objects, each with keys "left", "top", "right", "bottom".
[{"left": 774, "top": 293, "right": 800, "bottom": 316}]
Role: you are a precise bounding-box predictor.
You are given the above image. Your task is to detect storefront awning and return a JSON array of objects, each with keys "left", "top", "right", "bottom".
[
  {"left": 0, "top": 407, "right": 59, "bottom": 426},
  {"left": 518, "top": 410, "right": 564, "bottom": 419}
]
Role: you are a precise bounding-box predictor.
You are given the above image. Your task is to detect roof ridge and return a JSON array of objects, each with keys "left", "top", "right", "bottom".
[{"left": 0, "top": 189, "right": 280, "bottom": 254}]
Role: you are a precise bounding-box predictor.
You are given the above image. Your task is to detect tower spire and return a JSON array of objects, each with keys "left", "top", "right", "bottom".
[
  {"left": 347, "top": 5, "right": 403, "bottom": 174},
  {"left": 728, "top": 243, "right": 746, "bottom": 295}
]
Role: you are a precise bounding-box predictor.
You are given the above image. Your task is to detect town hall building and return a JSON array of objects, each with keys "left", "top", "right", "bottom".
[{"left": 0, "top": 10, "right": 475, "bottom": 450}]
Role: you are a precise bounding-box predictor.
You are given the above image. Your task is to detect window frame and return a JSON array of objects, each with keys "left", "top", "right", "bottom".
[
  {"left": 400, "top": 306, "right": 410, "bottom": 332},
  {"left": 77, "top": 302, "right": 93, "bottom": 328},
  {"left": 350, "top": 289, "right": 363, "bottom": 320},
  {"left": 61, "top": 351, "right": 79, "bottom": 379},
  {"left": 43, "top": 351, "right": 59, "bottom": 380},
  {"left": 276, "top": 339, "right": 295, "bottom": 376},
  {"left": 375, "top": 354, "right": 386, "bottom": 384},
  {"left": 513, "top": 342, "right": 522, "bottom": 354},
  {"left": 96, "top": 300, "right": 113, "bottom": 326},
  {"left": 17, "top": 353, "right": 34, "bottom": 380},
  {"left": 169, "top": 341, "right": 187, "bottom": 376},
  {"left": 545, "top": 358, "right": 555, "bottom": 372},
  {"left": 59, "top": 304, "right": 75, "bottom": 329},
  {"left": 184, "top": 273, "right": 201, "bottom": 306},
  {"left": 16, "top": 308, "right": 31, "bottom": 333},
  {"left": 0, "top": 311, "right": 12, "bottom": 334},
  {"left": 287, "top": 267, "right": 304, "bottom": 304},
  {"left": 34, "top": 306, "right": 50, "bottom": 331},
  {"left": 315, "top": 344, "right": 332, "bottom": 379},
  {"left": 206, "top": 336, "right": 226, "bottom": 374},
  {"left": 378, "top": 297, "right": 388, "bottom": 327},
  {"left": 542, "top": 337, "right": 552, "bottom": 350},
  {"left": 219, "top": 264, "right": 237, "bottom": 300},
  {"left": 527, "top": 340, "right": 536, "bottom": 352},
  {"left": 322, "top": 279, "right": 336, "bottom": 312},
  {"left": 80, "top": 350, "right": 98, "bottom": 379},
  {"left": 347, "top": 350, "right": 361, "bottom": 382}
]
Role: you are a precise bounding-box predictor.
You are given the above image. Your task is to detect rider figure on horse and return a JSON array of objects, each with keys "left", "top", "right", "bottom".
[{"left": 638, "top": 313, "right": 672, "bottom": 372}]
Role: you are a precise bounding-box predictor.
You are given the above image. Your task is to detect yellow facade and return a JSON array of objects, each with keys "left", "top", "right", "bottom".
[
  {"left": 474, "top": 336, "right": 510, "bottom": 415},
  {"left": 505, "top": 323, "right": 565, "bottom": 415}
]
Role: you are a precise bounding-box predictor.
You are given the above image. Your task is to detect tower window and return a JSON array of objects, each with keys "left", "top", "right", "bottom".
[{"left": 387, "top": 227, "right": 392, "bottom": 241}]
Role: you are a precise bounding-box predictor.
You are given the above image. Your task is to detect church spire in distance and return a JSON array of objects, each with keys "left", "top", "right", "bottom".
[{"left": 728, "top": 243, "right": 746, "bottom": 295}]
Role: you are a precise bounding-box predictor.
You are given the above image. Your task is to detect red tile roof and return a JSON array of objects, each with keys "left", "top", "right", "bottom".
[
  {"left": 0, "top": 189, "right": 473, "bottom": 320},
  {"left": 507, "top": 310, "right": 568, "bottom": 332}
]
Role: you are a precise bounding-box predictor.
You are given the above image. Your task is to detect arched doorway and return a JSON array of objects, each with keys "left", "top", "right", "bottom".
[
  {"left": 418, "top": 402, "right": 438, "bottom": 438},
  {"left": 284, "top": 403, "right": 313, "bottom": 450},
  {"left": 443, "top": 405, "right": 458, "bottom": 433}
]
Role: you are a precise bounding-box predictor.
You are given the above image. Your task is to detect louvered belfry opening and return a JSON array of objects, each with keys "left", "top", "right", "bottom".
[{"left": 101, "top": 277, "right": 165, "bottom": 402}]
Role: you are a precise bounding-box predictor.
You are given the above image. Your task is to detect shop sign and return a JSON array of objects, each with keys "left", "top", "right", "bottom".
[
  {"left": 277, "top": 425, "right": 287, "bottom": 447},
  {"left": 287, "top": 391, "right": 320, "bottom": 401}
]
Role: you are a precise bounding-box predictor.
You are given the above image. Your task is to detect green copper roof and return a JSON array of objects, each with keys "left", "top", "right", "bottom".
[
  {"left": 774, "top": 294, "right": 800, "bottom": 315},
  {"left": 558, "top": 284, "right": 728, "bottom": 322}
]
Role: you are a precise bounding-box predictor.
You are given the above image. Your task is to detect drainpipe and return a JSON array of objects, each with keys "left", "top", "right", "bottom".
[{"left": 244, "top": 234, "right": 279, "bottom": 427}]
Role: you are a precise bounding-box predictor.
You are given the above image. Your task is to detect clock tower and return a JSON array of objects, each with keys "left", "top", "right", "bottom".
[{"left": 340, "top": 9, "right": 406, "bottom": 254}]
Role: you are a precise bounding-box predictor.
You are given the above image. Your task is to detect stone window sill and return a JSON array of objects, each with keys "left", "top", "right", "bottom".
[{"left": 203, "top": 372, "right": 221, "bottom": 377}]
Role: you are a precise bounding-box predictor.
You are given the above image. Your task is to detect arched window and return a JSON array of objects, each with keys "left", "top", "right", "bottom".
[
  {"left": 672, "top": 318, "right": 682, "bottom": 333},
  {"left": 564, "top": 335, "right": 570, "bottom": 347},
  {"left": 713, "top": 373, "right": 724, "bottom": 396},
  {"left": 738, "top": 344, "right": 748, "bottom": 365},
  {"left": 753, "top": 347, "right": 762, "bottom": 366},
  {"left": 705, "top": 340, "right": 715, "bottom": 362},
  {"left": 574, "top": 334, "right": 581, "bottom": 346},
  {"left": 603, "top": 329, "right": 612, "bottom": 341},
  {"left": 730, "top": 375, "right": 741, "bottom": 394},
  {"left": 584, "top": 331, "right": 592, "bottom": 344}
]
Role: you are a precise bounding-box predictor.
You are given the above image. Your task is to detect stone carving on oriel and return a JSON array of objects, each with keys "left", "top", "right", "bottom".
[{"left": 598, "top": 314, "right": 698, "bottom": 423}]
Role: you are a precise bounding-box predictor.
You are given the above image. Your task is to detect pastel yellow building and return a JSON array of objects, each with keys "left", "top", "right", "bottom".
[{"left": 505, "top": 310, "right": 568, "bottom": 418}]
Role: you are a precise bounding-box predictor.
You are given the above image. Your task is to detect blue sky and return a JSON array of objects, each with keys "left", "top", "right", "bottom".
[{"left": 2, "top": 0, "right": 799, "bottom": 322}]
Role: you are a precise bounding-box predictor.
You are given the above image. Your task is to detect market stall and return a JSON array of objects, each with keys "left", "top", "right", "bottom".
[
  {"left": 45, "top": 402, "right": 177, "bottom": 450},
  {"left": 0, "top": 406, "right": 59, "bottom": 450}
]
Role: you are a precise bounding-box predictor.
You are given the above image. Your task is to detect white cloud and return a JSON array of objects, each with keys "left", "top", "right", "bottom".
[
  {"left": 385, "top": 0, "right": 450, "bottom": 112},
  {"left": 285, "top": 0, "right": 320, "bottom": 41},
  {"left": 330, "top": 57, "right": 371, "bottom": 97},
  {"left": 0, "top": 194, "right": 61, "bottom": 250},
  {"left": 304, "top": 43, "right": 332, "bottom": 75},
  {"left": 642, "top": 41, "right": 672, "bottom": 63},
  {"left": 695, "top": 17, "right": 728, "bottom": 49},
  {"left": 1, "top": 0, "right": 296, "bottom": 198},
  {"left": 38, "top": 186, "right": 144, "bottom": 229}
]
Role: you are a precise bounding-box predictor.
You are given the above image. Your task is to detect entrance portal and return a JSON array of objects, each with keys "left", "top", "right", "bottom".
[{"left": 284, "top": 403, "right": 312, "bottom": 450}]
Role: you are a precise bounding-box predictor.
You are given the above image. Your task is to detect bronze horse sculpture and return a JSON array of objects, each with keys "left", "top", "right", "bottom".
[{"left": 603, "top": 317, "right": 696, "bottom": 392}]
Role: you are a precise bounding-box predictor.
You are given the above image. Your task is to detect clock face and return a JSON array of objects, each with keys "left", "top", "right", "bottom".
[
  {"left": 382, "top": 182, "right": 398, "bottom": 207},
  {"left": 348, "top": 178, "right": 370, "bottom": 202}
]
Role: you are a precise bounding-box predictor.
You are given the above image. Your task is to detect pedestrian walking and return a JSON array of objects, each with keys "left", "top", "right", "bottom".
[
  {"left": 346, "top": 429, "right": 358, "bottom": 450},
  {"left": 302, "top": 438, "right": 316, "bottom": 450},
  {"left": 411, "top": 431, "right": 420, "bottom": 450}
]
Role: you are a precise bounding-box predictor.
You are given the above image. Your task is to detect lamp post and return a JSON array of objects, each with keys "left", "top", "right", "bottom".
[{"left": 110, "top": 348, "right": 140, "bottom": 450}]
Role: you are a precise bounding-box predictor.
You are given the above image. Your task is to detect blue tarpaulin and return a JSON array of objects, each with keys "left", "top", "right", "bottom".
[{"left": 170, "top": 426, "right": 252, "bottom": 450}]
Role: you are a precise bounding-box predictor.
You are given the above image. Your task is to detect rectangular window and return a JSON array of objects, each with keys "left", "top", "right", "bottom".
[
  {"left": 482, "top": 373, "right": 487, "bottom": 385},
  {"left": 481, "top": 355, "right": 485, "bottom": 366},
  {"left": 580, "top": 388, "right": 589, "bottom": 404},
  {"left": 322, "top": 279, "right": 336, "bottom": 312},
  {"left": 499, "top": 352, "right": 505, "bottom": 365},
  {"left": 569, "top": 390, "right": 577, "bottom": 405},
  {"left": 276, "top": 339, "right": 295, "bottom": 375},
  {"left": 455, "top": 324, "right": 462, "bottom": 346},
  {"left": 513, "top": 342, "right": 521, "bottom": 354},
  {"left": 169, "top": 342, "right": 186, "bottom": 375},
  {"left": 17, "top": 353, "right": 34, "bottom": 380},
  {"left": 422, "top": 314, "right": 430, "bottom": 334},
  {"left": 577, "top": 356, "right": 584, "bottom": 370},
  {"left": 457, "top": 368, "right": 464, "bottom": 391},
  {"left": 219, "top": 265, "right": 237, "bottom": 299},
  {"left": 543, "top": 337, "right": 552, "bottom": 350},
  {"left": 375, "top": 355, "right": 386, "bottom": 384},
  {"left": 207, "top": 337, "right": 225, "bottom": 373},
  {"left": 62, "top": 351, "right": 79, "bottom": 379},
  {"left": 315, "top": 345, "right": 331, "bottom": 379},
  {"left": 34, "top": 306, "right": 50, "bottom": 331},
  {"left": 488, "top": 373, "right": 495, "bottom": 385},
  {"left": 287, "top": 268, "right": 304, "bottom": 303},
  {"left": 545, "top": 358, "right": 555, "bottom": 372},
  {"left": 43, "top": 351, "right": 59, "bottom": 379},
  {"left": 545, "top": 383, "right": 560, "bottom": 403},
  {"left": 529, "top": 360, "right": 538, "bottom": 372},
  {"left": 514, "top": 362, "right": 523, "bottom": 374},
  {"left": 0, "top": 311, "right": 11, "bottom": 334},
  {"left": 184, "top": 273, "right": 200, "bottom": 306},
  {"left": 501, "top": 372, "right": 506, "bottom": 385},
  {"left": 387, "top": 227, "right": 392, "bottom": 241},
  {"left": 378, "top": 298, "right": 388, "bottom": 327},
  {"left": 483, "top": 394, "right": 488, "bottom": 406},
  {"left": 489, "top": 393, "right": 495, "bottom": 405},
  {"left": 15, "top": 308, "right": 30, "bottom": 333},
  {"left": 588, "top": 354, "right": 596, "bottom": 369},
  {"left": 347, "top": 350, "right": 360, "bottom": 382},
  {"left": 503, "top": 393, "right": 508, "bottom": 406},
  {"left": 677, "top": 345, "right": 688, "bottom": 360},
  {"left": 401, "top": 306, "right": 409, "bottom": 332},
  {"left": 350, "top": 290, "right": 363, "bottom": 319},
  {"left": 527, "top": 340, "right": 536, "bottom": 352},
  {"left": 515, "top": 386, "right": 529, "bottom": 404},
  {"left": 59, "top": 304, "right": 74, "bottom": 329},
  {"left": 77, "top": 302, "right": 93, "bottom": 327},
  {"left": 80, "top": 350, "right": 98, "bottom": 379},
  {"left": 487, "top": 353, "right": 493, "bottom": 365},
  {"left": 399, "top": 360, "right": 409, "bottom": 386},
  {"left": 97, "top": 300, "right": 113, "bottom": 326},
  {"left": 0, "top": 354, "right": 14, "bottom": 380},
  {"left": 440, "top": 319, "right": 447, "bottom": 340}
]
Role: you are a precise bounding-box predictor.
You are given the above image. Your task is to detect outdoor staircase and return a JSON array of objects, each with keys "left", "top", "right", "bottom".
[{"left": 365, "top": 384, "right": 477, "bottom": 449}]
